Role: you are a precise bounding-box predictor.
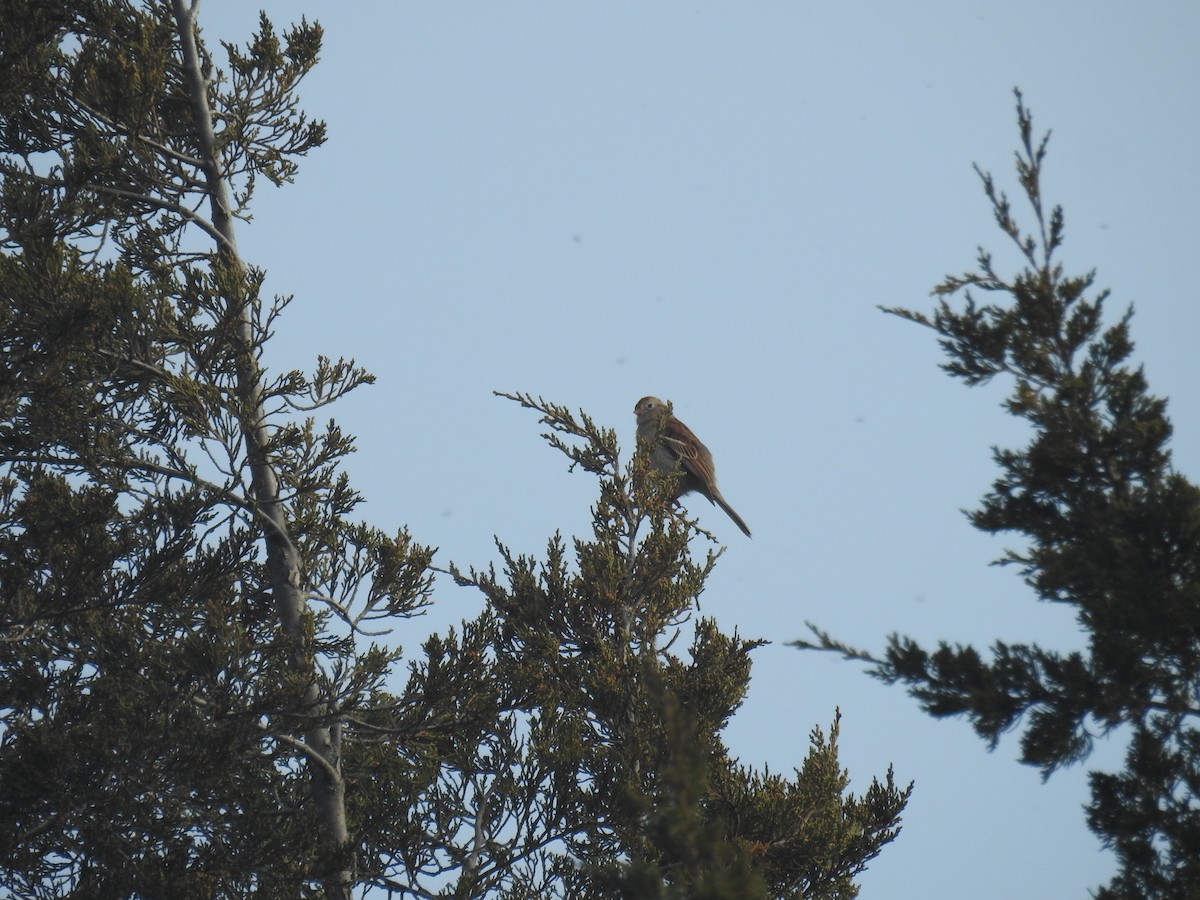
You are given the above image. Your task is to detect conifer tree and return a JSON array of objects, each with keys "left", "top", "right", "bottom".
[
  {"left": 795, "top": 91, "right": 1200, "bottom": 898},
  {"left": 1, "top": 3, "right": 909, "bottom": 896},
  {"left": 451, "top": 393, "right": 911, "bottom": 898},
  {"left": 1, "top": 3, "right": 451, "bottom": 895}
]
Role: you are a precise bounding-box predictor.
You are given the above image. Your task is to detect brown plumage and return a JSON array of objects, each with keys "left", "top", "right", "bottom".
[{"left": 633, "top": 396, "right": 751, "bottom": 538}]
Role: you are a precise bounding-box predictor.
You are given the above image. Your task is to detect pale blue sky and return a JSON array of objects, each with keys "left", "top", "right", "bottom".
[{"left": 203, "top": 3, "right": 1200, "bottom": 896}]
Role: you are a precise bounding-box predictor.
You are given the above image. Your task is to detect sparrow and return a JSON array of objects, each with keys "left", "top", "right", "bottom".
[{"left": 633, "top": 396, "right": 751, "bottom": 537}]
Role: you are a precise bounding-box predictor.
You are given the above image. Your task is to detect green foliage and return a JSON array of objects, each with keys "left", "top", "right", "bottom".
[
  {"left": 795, "top": 90, "right": 1200, "bottom": 897},
  {"left": 444, "top": 394, "right": 911, "bottom": 899},
  {"left": 1, "top": 4, "right": 909, "bottom": 897},
  {"left": 0, "top": 2, "right": 433, "bottom": 895}
]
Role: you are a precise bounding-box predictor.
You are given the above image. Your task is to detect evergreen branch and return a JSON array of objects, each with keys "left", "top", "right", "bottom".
[
  {"left": 788, "top": 623, "right": 882, "bottom": 666},
  {"left": 494, "top": 390, "right": 620, "bottom": 478}
]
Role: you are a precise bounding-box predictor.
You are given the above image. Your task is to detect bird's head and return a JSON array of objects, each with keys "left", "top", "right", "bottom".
[{"left": 633, "top": 396, "right": 670, "bottom": 421}]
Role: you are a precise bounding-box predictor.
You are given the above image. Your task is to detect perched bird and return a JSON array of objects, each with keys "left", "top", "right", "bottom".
[{"left": 633, "top": 396, "right": 751, "bottom": 537}]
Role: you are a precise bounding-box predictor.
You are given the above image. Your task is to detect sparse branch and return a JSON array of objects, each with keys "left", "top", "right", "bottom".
[
  {"left": 263, "top": 728, "right": 345, "bottom": 786},
  {"left": 84, "top": 184, "right": 219, "bottom": 238},
  {"left": 306, "top": 591, "right": 392, "bottom": 637},
  {"left": 494, "top": 390, "right": 620, "bottom": 478},
  {"left": 788, "top": 623, "right": 882, "bottom": 667}
]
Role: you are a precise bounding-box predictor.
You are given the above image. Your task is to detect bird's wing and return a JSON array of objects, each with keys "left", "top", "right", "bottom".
[{"left": 660, "top": 417, "right": 716, "bottom": 487}]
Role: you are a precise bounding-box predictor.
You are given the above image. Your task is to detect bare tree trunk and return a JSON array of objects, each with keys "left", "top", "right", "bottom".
[{"left": 169, "top": 3, "right": 352, "bottom": 895}]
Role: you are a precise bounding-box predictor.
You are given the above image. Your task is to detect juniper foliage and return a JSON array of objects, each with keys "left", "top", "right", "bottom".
[{"left": 795, "top": 91, "right": 1200, "bottom": 899}]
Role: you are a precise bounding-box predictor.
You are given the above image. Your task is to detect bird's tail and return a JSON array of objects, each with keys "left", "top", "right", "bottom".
[{"left": 713, "top": 493, "right": 752, "bottom": 538}]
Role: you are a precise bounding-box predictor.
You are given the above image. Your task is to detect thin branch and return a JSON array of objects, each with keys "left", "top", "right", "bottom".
[
  {"left": 0, "top": 164, "right": 225, "bottom": 247},
  {"left": 263, "top": 729, "right": 344, "bottom": 787},
  {"left": 70, "top": 92, "right": 206, "bottom": 169},
  {"left": 305, "top": 591, "right": 393, "bottom": 637},
  {"left": 86, "top": 184, "right": 227, "bottom": 249}
]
